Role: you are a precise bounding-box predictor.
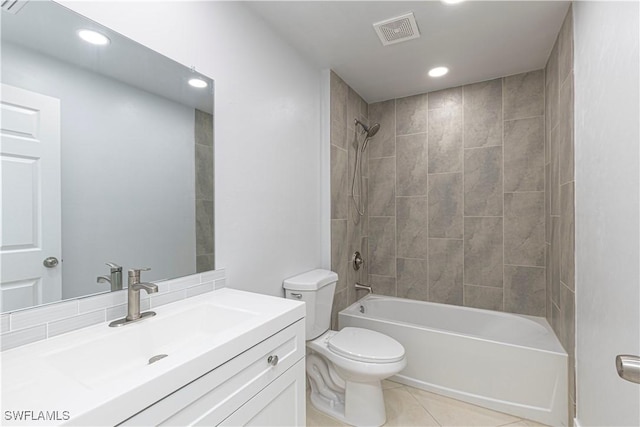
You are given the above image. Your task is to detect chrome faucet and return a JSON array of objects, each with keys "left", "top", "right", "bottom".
[
  {"left": 126, "top": 267, "right": 158, "bottom": 321},
  {"left": 97, "top": 262, "right": 123, "bottom": 292},
  {"left": 109, "top": 267, "right": 158, "bottom": 327}
]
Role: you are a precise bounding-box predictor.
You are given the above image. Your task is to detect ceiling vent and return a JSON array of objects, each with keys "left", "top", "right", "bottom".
[
  {"left": 1, "top": 0, "right": 28, "bottom": 14},
  {"left": 373, "top": 12, "right": 420, "bottom": 46}
]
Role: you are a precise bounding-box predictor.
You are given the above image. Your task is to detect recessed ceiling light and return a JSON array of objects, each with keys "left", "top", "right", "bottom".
[
  {"left": 78, "top": 29, "right": 110, "bottom": 46},
  {"left": 428, "top": 67, "right": 449, "bottom": 78},
  {"left": 188, "top": 78, "right": 208, "bottom": 89},
  {"left": 442, "top": 0, "right": 465, "bottom": 4}
]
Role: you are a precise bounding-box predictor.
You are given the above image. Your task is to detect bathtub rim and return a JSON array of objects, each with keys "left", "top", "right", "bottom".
[{"left": 340, "top": 294, "right": 567, "bottom": 357}]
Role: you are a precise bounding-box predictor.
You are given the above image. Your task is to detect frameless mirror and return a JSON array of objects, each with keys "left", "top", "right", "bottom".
[{"left": 0, "top": 1, "right": 214, "bottom": 313}]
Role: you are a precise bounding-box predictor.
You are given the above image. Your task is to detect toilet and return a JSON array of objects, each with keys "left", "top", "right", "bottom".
[{"left": 283, "top": 269, "right": 406, "bottom": 427}]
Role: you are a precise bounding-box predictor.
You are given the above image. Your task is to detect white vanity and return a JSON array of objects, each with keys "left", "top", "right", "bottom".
[{"left": 1, "top": 289, "right": 306, "bottom": 426}]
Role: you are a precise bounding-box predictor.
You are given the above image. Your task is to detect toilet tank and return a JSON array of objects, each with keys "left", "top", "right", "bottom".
[{"left": 283, "top": 269, "right": 338, "bottom": 340}]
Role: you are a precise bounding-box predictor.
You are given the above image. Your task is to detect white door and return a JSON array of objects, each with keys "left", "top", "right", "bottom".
[
  {"left": 574, "top": 2, "right": 640, "bottom": 426},
  {"left": 0, "top": 84, "right": 62, "bottom": 312}
]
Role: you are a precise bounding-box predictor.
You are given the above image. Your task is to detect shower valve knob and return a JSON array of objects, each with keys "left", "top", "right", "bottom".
[{"left": 353, "top": 251, "right": 364, "bottom": 270}]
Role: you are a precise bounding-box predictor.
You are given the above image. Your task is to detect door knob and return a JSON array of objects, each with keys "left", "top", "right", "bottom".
[
  {"left": 616, "top": 355, "right": 640, "bottom": 384},
  {"left": 43, "top": 257, "right": 59, "bottom": 268}
]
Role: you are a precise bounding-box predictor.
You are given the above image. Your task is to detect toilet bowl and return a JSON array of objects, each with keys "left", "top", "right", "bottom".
[
  {"left": 283, "top": 269, "right": 406, "bottom": 427},
  {"left": 307, "top": 328, "right": 406, "bottom": 426}
]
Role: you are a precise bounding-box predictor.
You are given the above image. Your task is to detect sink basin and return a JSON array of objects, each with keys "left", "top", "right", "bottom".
[{"left": 46, "top": 304, "right": 257, "bottom": 389}]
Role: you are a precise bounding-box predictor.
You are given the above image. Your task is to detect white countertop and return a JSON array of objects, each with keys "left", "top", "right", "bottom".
[{"left": 0, "top": 288, "right": 305, "bottom": 426}]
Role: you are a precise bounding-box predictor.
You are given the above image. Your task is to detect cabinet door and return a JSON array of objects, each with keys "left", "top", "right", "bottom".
[
  {"left": 120, "top": 320, "right": 304, "bottom": 426},
  {"left": 220, "top": 360, "right": 305, "bottom": 427}
]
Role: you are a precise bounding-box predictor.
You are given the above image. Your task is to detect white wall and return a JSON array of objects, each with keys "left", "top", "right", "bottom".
[
  {"left": 58, "top": 1, "right": 324, "bottom": 297},
  {"left": 573, "top": 2, "right": 639, "bottom": 426},
  {"left": 2, "top": 42, "right": 197, "bottom": 299}
]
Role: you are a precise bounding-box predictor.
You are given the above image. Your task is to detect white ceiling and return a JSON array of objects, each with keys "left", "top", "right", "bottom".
[{"left": 246, "top": 1, "right": 570, "bottom": 102}]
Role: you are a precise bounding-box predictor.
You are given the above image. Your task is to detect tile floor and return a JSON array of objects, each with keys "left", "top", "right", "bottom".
[{"left": 306, "top": 380, "right": 549, "bottom": 427}]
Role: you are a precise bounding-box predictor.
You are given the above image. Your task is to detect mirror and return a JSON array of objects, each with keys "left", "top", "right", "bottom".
[{"left": 0, "top": 1, "right": 214, "bottom": 313}]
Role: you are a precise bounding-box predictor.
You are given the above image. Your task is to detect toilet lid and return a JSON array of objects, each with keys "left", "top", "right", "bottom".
[{"left": 328, "top": 327, "right": 405, "bottom": 363}]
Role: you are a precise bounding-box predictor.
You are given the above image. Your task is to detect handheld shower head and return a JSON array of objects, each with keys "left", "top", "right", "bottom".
[
  {"left": 351, "top": 120, "right": 381, "bottom": 216},
  {"left": 366, "top": 123, "right": 380, "bottom": 138},
  {"left": 355, "top": 119, "right": 381, "bottom": 139}
]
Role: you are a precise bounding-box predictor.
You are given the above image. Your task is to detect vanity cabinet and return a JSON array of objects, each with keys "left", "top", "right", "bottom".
[
  {"left": 220, "top": 360, "right": 305, "bottom": 426},
  {"left": 120, "top": 320, "right": 305, "bottom": 426}
]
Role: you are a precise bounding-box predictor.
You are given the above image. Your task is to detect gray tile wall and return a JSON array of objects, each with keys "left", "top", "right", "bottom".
[
  {"left": 329, "top": 72, "right": 369, "bottom": 329},
  {"left": 329, "top": 9, "right": 575, "bottom": 421},
  {"left": 0, "top": 269, "right": 226, "bottom": 351},
  {"left": 331, "top": 9, "right": 575, "bottom": 425},
  {"left": 364, "top": 70, "right": 546, "bottom": 316},
  {"left": 545, "top": 6, "right": 576, "bottom": 423},
  {"left": 195, "top": 109, "right": 215, "bottom": 272}
]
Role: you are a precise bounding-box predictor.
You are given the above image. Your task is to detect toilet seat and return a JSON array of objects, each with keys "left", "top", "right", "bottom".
[
  {"left": 306, "top": 328, "right": 407, "bottom": 426},
  {"left": 328, "top": 327, "right": 405, "bottom": 363}
]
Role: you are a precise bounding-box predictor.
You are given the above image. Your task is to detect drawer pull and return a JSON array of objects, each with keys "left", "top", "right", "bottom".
[{"left": 267, "top": 355, "right": 279, "bottom": 366}]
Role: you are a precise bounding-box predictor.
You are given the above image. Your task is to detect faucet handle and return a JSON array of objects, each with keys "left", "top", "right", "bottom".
[
  {"left": 105, "top": 262, "right": 122, "bottom": 272},
  {"left": 128, "top": 267, "right": 151, "bottom": 278}
]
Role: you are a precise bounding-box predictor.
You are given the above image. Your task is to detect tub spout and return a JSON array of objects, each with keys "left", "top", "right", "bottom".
[{"left": 355, "top": 282, "right": 372, "bottom": 294}]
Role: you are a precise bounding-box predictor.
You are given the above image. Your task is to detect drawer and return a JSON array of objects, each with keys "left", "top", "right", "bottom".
[
  {"left": 120, "top": 319, "right": 305, "bottom": 426},
  {"left": 219, "top": 359, "right": 305, "bottom": 427}
]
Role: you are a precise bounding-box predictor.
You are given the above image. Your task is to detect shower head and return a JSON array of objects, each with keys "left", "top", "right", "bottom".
[
  {"left": 366, "top": 123, "right": 380, "bottom": 138},
  {"left": 355, "top": 119, "right": 381, "bottom": 139}
]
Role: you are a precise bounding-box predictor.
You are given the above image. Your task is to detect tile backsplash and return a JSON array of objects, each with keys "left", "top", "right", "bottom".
[{"left": 0, "top": 269, "right": 225, "bottom": 352}]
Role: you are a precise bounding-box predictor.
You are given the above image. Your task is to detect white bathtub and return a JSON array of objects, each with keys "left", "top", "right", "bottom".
[{"left": 339, "top": 295, "right": 567, "bottom": 426}]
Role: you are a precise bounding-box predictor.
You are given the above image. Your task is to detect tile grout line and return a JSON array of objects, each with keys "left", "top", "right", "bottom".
[
  {"left": 349, "top": 88, "right": 355, "bottom": 306},
  {"left": 393, "top": 97, "right": 398, "bottom": 296},
  {"left": 464, "top": 215, "right": 506, "bottom": 218},
  {"left": 405, "top": 384, "right": 534, "bottom": 427},
  {"left": 402, "top": 386, "right": 444, "bottom": 427},
  {"left": 370, "top": 154, "right": 396, "bottom": 160},
  {"left": 543, "top": 62, "right": 548, "bottom": 320},
  {"left": 463, "top": 144, "right": 503, "bottom": 151},
  {"left": 428, "top": 170, "right": 463, "bottom": 176},
  {"left": 396, "top": 130, "right": 427, "bottom": 137},
  {"left": 461, "top": 84, "right": 466, "bottom": 307},
  {"left": 504, "top": 190, "right": 545, "bottom": 194},
  {"left": 504, "top": 113, "right": 545, "bottom": 123},
  {"left": 502, "top": 76, "right": 506, "bottom": 312},
  {"left": 425, "top": 92, "right": 429, "bottom": 301},
  {"left": 504, "top": 263, "right": 545, "bottom": 269},
  {"left": 465, "top": 282, "right": 508, "bottom": 290}
]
